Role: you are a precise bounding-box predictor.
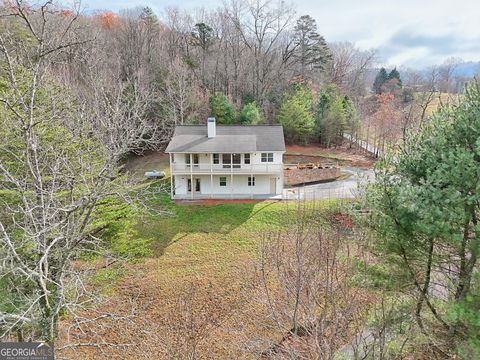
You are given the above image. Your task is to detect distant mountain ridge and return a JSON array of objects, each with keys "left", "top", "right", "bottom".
[
  {"left": 451, "top": 61, "right": 480, "bottom": 77},
  {"left": 367, "top": 61, "right": 480, "bottom": 90}
]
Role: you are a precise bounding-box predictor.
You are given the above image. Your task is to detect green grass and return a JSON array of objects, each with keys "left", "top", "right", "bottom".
[
  {"left": 113, "top": 198, "right": 346, "bottom": 292},
  {"left": 133, "top": 198, "right": 342, "bottom": 256},
  {"left": 136, "top": 201, "right": 284, "bottom": 255},
  {"left": 93, "top": 191, "right": 346, "bottom": 299}
]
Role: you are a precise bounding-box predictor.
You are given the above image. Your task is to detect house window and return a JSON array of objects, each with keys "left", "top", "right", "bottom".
[
  {"left": 244, "top": 154, "right": 250, "bottom": 164},
  {"left": 248, "top": 176, "right": 255, "bottom": 186},
  {"left": 185, "top": 154, "right": 191, "bottom": 166},
  {"left": 232, "top": 153, "right": 241, "bottom": 168},
  {"left": 222, "top": 154, "right": 231, "bottom": 168},
  {"left": 219, "top": 176, "right": 227, "bottom": 186},
  {"left": 192, "top": 154, "right": 199, "bottom": 167},
  {"left": 213, "top": 153, "right": 220, "bottom": 164},
  {"left": 261, "top": 153, "right": 274, "bottom": 162}
]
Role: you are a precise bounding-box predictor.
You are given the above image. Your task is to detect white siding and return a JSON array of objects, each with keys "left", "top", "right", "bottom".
[
  {"left": 173, "top": 152, "right": 282, "bottom": 166},
  {"left": 250, "top": 151, "right": 282, "bottom": 165},
  {"left": 173, "top": 174, "right": 282, "bottom": 198},
  {"left": 171, "top": 151, "right": 284, "bottom": 199},
  {"left": 174, "top": 175, "right": 188, "bottom": 194},
  {"left": 173, "top": 153, "right": 212, "bottom": 166}
]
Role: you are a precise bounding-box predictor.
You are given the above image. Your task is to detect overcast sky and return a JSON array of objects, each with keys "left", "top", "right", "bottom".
[{"left": 81, "top": 0, "right": 480, "bottom": 68}]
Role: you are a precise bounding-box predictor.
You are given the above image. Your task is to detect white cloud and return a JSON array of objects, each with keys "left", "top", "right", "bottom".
[{"left": 294, "top": 0, "right": 480, "bottom": 67}]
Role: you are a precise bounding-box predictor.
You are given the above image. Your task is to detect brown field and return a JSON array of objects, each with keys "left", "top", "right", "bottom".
[
  {"left": 286, "top": 143, "right": 376, "bottom": 168},
  {"left": 59, "top": 200, "right": 376, "bottom": 359}
]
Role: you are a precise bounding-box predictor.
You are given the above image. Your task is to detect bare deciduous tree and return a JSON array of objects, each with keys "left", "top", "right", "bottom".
[
  {"left": 0, "top": 1, "right": 166, "bottom": 346},
  {"left": 328, "top": 42, "right": 377, "bottom": 98},
  {"left": 251, "top": 203, "right": 370, "bottom": 359}
]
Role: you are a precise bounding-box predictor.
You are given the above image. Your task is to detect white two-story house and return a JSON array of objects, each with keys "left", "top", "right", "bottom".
[{"left": 165, "top": 117, "right": 285, "bottom": 199}]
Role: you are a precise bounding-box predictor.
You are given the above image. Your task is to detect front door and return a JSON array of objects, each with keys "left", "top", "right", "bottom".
[
  {"left": 187, "top": 178, "right": 201, "bottom": 194},
  {"left": 270, "top": 177, "right": 276, "bottom": 194},
  {"left": 195, "top": 178, "right": 201, "bottom": 193}
]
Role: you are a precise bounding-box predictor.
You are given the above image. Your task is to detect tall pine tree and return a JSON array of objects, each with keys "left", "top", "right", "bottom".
[
  {"left": 315, "top": 84, "right": 356, "bottom": 146},
  {"left": 278, "top": 84, "right": 315, "bottom": 143},
  {"left": 208, "top": 92, "right": 236, "bottom": 124},
  {"left": 373, "top": 67, "right": 388, "bottom": 94},
  {"left": 367, "top": 81, "right": 480, "bottom": 358},
  {"left": 292, "top": 15, "right": 332, "bottom": 79},
  {"left": 387, "top": 67, "right": 402, "bottom": 85}
]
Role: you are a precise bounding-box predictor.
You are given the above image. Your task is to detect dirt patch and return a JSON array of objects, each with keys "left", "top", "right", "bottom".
[
  {"left": 284, "top": 167, "right": 341, "bottom": 186},
  {"left": 284, "top": 154, "right": 342, "bottom": 166},
  {"left": 123, "top": 151, "right": 170, "bottom": 180},
  {"left": 286, "top": 142, "right": 376, "bottom": 168},
  {"left": 331, "top": 212, "right": 354, "bottom": 231}
]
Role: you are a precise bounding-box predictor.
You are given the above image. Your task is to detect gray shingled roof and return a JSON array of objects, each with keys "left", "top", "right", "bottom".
[{"left": 165, "top": 125, "right": 285, "bottom": 153}]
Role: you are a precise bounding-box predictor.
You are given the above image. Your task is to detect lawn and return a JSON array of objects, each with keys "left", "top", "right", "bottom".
[{"left": 65, "top": 198, "right": 360, "bottom": 359}]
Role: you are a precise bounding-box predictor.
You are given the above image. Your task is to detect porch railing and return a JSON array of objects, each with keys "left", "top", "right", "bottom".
[{"left": 172, "top": 163, "right": 283, "bottom": 173}]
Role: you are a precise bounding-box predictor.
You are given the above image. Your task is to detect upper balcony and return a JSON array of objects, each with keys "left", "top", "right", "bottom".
[{"left": 171, "top": 163, "right": 283, "bottom": 174}]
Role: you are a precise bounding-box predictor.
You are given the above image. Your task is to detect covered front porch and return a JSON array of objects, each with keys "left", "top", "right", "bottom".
[
  {"left": 171, "top": 174, "right": 282, "bottom": 200},
  {"left": 172, "top": 193, "right": 283, "bottom": 200}
]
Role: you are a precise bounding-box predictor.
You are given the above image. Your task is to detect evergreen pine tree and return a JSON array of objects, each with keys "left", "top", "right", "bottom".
[
  {"left": 367, "top": 81, "right": 480, "bottom": 358},
  {"left": 293, "top": 15, "right": 332, "bottom": 78},
  {"left": 373, "top": 67, "right": 388, "bottom": 94},
  {"left": 387, "top": 67, "right": 402, "bottom": 85},
  {"left": 238, "top": 102, "right": 262, "bottom": 124},
  {"left": 315, "top": 84, "right": 356, "bottom": 146},
  {"left": 191, "top": 23, "right": 214, "bottom": 86},
  {"left": 140, "top": 6, "right": 158, "bottom": 26},
  {"left": 208, "top": 92, "right": 236, "bottom": 124},
  {"left": 278, "top": 85, "right": 315, "bottom": 143}
]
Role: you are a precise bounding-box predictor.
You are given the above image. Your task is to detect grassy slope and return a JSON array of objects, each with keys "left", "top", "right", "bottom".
[{"left": 71, "top": 199, "right": 348, "bottom": 359}]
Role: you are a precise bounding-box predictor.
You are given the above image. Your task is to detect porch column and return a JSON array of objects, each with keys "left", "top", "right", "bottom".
[
  {"left": 190, "top": 154, "right": 193, "bottom": 200},
  {"left": 169, "top": 153, "right": 174, "bottom": 199},
  {"left": 230, "top": 153, "right": 233, "bottom": 199},
  {"left": 210, "top": 154, "right": 213, "bottom": 199},
  {"left": 250, "top": 153, "right": 253, "bottom": 199}
]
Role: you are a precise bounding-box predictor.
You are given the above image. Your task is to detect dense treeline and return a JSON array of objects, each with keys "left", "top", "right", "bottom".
[
  {"left": 1, "top": 1, "right": 472, "bottom": 150},
  {"left": 0, "top": 1, "right": 167, "bottom": 342},
  {"left": 0, "top": 1, "right": 379, "bottom": 145},
  {"left": 2, "top": 0, "right": 466, "bottom": 150},
  {"left": 108, "top": 3, "right": 377, "bottom": 145}
]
